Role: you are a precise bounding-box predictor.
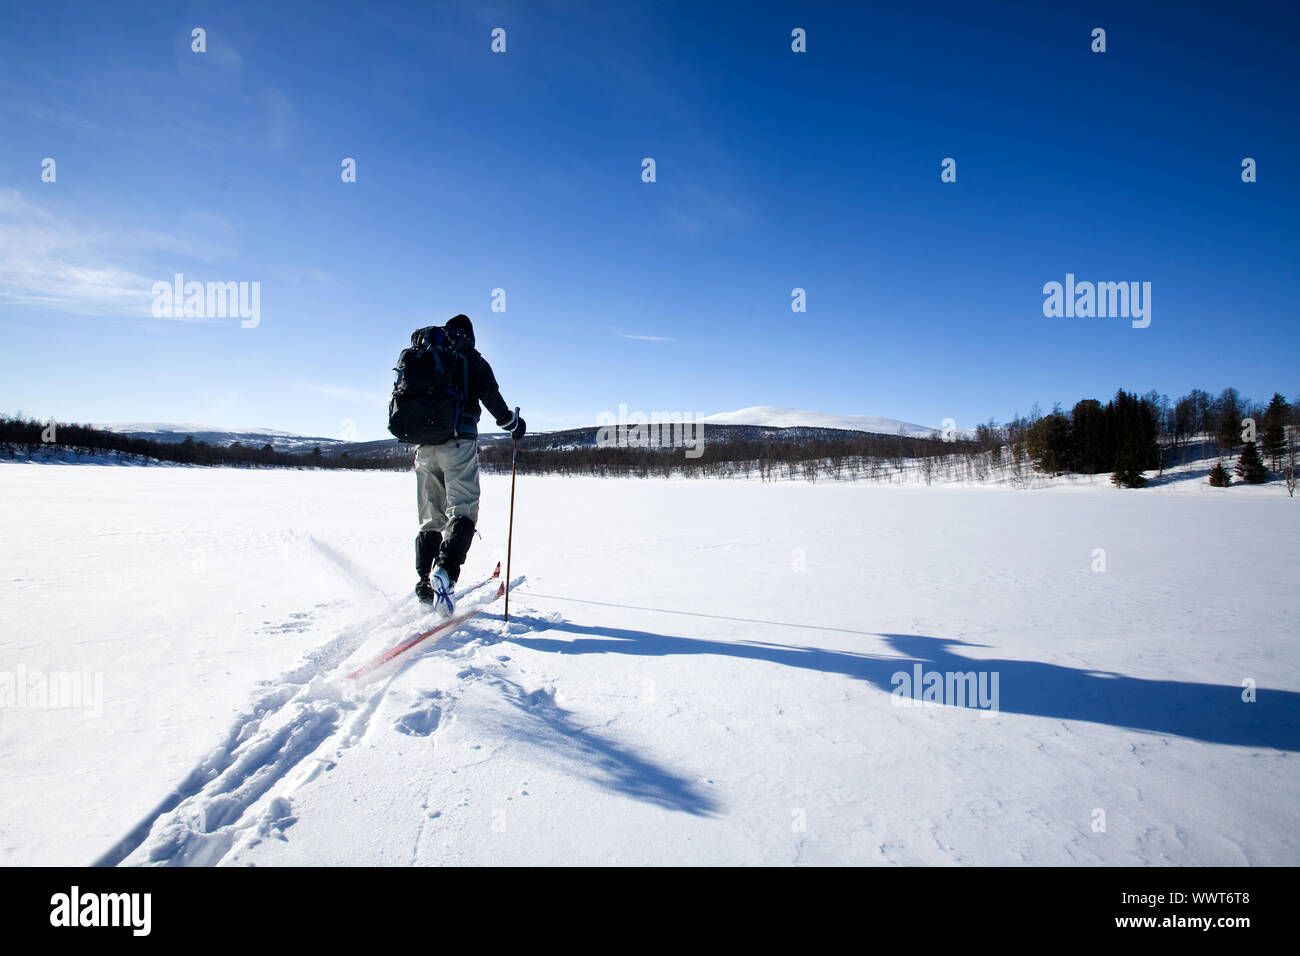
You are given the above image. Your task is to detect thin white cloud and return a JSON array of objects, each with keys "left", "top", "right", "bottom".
[
  {"left": 275, "top": 266, "right": 342, "bottom": 288},
  {"left": 132, "top": 223, "right": 238, "bottom": 264},
  {"left": 10, "top": 104, "right": 125, "bottom": 138},
  {"left": 0, "top": 190, "right": 155, "bottom": 315},
  {"left": 0, "top": 190, "right": 243, "bottom": 318},
  {"left": 262, "top": 88, "right": 296, "bottom": 150},
  {"left": 620, "top": 333, "right": 675, "bottom": 342},
  {"left": 297, "top": 383, "right": 389, "bottom": 405}
]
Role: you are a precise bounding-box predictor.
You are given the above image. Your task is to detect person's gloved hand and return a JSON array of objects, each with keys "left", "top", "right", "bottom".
[{"left": 499, "top": 408, "right": 526, "bottom": 441}]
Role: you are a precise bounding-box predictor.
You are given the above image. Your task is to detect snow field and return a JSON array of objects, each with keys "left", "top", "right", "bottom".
[{"left": 0, "top": 463, "right": 1296, "bottom": 865}]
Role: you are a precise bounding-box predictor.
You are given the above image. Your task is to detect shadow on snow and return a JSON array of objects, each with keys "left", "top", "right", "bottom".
[
  {"left": 458, "top": 671, "right": 721, "bottom": 818},
  {"left": 506, "top": 611, "right": 1300, "bottom": 753}
]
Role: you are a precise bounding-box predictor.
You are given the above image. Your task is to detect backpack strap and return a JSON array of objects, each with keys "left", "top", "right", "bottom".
[
  {"left": 452, "top": 350, "right": 470, "bottom": 439},
  {"left": 429, "top": 332, "right": 445, "bottom": 391}
]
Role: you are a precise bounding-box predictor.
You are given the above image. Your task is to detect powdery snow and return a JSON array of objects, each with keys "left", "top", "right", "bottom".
[{"left": 0, "top": 462, "right": 1296, "bottom": 866}]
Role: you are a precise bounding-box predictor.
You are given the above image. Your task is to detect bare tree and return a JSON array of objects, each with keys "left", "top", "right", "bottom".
[{"left": 1286, "top": 426, "right": 1298, "bottom": 498}]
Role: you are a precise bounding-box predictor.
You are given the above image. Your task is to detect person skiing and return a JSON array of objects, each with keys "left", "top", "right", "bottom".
[{"left": 386, "top": 314, "right": 525, "bottom": 613}]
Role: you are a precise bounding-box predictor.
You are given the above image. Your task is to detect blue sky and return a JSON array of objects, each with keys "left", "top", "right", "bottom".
[{"left": 1, "top": 0, "right": 1296, "bottom": 440}]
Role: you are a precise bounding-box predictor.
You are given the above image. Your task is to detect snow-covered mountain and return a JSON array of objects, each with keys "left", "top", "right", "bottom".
[
  {"left": 702, "top": 406, "right": 947, "bottom": 438},
  {"left": 96, "top": 423, "right": 347, "bottom": 453},
  {"left": 97, "top": 409, "right": 962, "bottom": 452}
]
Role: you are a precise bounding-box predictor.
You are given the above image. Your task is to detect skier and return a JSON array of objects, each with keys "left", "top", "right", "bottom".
[{"left": 386, "top": 314, "right": 525, "bottom": 613}]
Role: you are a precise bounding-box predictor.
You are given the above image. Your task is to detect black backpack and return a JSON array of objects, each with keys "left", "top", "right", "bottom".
[{"left": 387, "top": 326, "right": 470, "bottom": 445}]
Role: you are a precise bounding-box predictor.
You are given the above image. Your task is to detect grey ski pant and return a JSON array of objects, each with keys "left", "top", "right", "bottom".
[{"left": 415, "top": 438, "right": 480, "bottom": 534}]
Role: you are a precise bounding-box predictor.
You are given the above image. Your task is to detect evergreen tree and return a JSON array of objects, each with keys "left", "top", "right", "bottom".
[
  {"left": 1262, "top": 393, "right": 1290, "bottom": 469},
  {"left": 1026, "top": 410, "right": 1071, "bottom": 474},
  {"left": 1111, "top": 430, "right": 1148, "bottom": 488},
  {"left": 1215, "top": 387, "right": 1244, "bottom": 452},
  {"left": 1070, "top": 399, "right": 1109, "bottom": 473},
  {"left": 1208, "top": 461, "right": 1232, "bottom": 487},
  {"left": 1234, "top": 440, "right": 1268, "bottom": 484},
  {"left": 1105, "top": 389, "right": 1158, "bottom": 479}
]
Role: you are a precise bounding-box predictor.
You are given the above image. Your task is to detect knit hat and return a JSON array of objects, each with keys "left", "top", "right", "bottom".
[{"left": 446, "top": 314, "right": 474, "bottom": 343}]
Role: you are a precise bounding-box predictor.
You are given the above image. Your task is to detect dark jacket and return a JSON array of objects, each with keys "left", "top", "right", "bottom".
[{"left": 453, "top": 335, "right": 511, "bottom": 439}]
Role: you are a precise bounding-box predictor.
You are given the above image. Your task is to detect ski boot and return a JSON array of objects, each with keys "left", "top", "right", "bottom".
[
  {"left": 428, "top": 566, "right": 455, "bottom": 615},
  {"left": 415, "top": 529, "right": 441, "bottom": 605}
]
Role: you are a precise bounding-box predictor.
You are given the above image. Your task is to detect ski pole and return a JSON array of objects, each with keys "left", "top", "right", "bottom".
[{"left": 504, "top": 411, "right": 519, "bottom": 622}]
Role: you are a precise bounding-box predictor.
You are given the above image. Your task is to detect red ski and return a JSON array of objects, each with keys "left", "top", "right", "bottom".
[{"left": 347, "top": 567, "right": 504, "bottom": 682}]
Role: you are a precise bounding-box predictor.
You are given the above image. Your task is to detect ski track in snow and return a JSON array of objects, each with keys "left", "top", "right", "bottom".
[{"left": 104, "top": 579, "right": 524, "bottom": 867}]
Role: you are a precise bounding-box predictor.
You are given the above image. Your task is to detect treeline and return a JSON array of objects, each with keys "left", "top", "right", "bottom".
[
  {"left": 10, "top": 387, "right": 1295, "bottom": 491},
  {"left": 477, "top": 386, "right": 1298, "bottom": 493},
  {"left": 1024, "top": 390, "right": 1160, "bottom": 486},
  {"left": 1019, "top": 388, "right": 1297, "bottom": 488},
  {"left": 0, "top": 414, "right": 409, "bottom": 470},
  {"left": 479, "top": 431, "right": 980, "bottom": 479}
]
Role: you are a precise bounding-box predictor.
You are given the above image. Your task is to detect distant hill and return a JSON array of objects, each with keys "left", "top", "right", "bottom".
[
  {"left": 96, "top": 424, "right": 348, "bottom": 454},
  {"left": 483, "top": 421, "right": 935, "bottom": 453},
  {"left": 701, "top": 406, "right": 950, "bottom": 439},
  {"left": 93, "top": 404, "right": 964, "bottom": 460}
]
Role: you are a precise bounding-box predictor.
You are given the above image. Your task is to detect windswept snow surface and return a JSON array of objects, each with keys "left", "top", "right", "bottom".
[{"left": 0, "top": 463, "right": 1297, "bottom": 866}]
